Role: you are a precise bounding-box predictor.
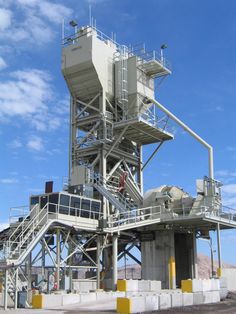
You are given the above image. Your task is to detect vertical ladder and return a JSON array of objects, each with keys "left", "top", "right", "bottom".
[{"left": 114, "top": 45, "right": 129, "bottom": 121}]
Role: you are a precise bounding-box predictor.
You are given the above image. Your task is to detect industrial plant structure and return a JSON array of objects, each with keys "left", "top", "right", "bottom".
[{"left": 0, "top": 21, "right": 236, "bottom": 310}]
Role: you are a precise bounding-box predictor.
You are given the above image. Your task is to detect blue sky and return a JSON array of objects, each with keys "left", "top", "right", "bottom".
[{"left": 0, "top": 0, "right": 236, "bottom": 265}]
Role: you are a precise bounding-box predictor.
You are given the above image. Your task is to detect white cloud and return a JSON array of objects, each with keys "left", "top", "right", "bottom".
[
  {"left": 0, "top": 1, "right": 73, "bottom": 45},
  {"left": 227, "top": 146, "right": 236, "bottom": 152},
  {"left": 0, "top": 68, "right": 69, "bottom": 131},
  {"left": 215, "top": 170, "right": 236, "bottom": 177},
  {"left": 222, "top": 184, "right": 236, "bottom": 209},
  {"left": 222, "top": 184, "right": 236, "bottom": 194},
  {"left": 27, "top": 136, "right": 44, "bottom": 151},
  {"left": 0, "top": 69, "right": 51, "bottom": 118},
  {"left": 38, "top": 1, "right": 73, "bottom": 24},
  {"left": 8, "top": 139, "right": 23, "bottom": 149},
  {"left": 0, "top": 8, "right": 11, "bottom": 31},
  {"left": 0, "top": 56, "right": 7, "bottom": 70},
  {"left": 0, "top": 178, "right": 18, "bottom": 184}
]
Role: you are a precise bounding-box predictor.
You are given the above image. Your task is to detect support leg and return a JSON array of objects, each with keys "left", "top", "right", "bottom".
[
  {"left": 4, "top": 269, "right": 8, "bottom": 310},
  {"left": 14, "top": 268, "right": 18, "bottom": 310},
  {"left": 56, "top": 229, "right": 61, "bottom": 290},
  {"left": 96, "top": 235, "right": 101, "bottom": 289},
  {"left": 112, "top": 234, "right": 118, "bottom": 291},
  {"left": 217, "top": 223, "right": 222, "bottom": 277}
]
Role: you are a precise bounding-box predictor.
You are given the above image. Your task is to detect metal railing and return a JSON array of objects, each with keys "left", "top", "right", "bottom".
[
  {"left": 107, "top": 205, "right": 161, "bottom": 230},
  {"left": 136, "top": 50, "right": 171, "bottom": 72},
  {"left": 0, "top": 202, "right": 102, "bottom": 262}
]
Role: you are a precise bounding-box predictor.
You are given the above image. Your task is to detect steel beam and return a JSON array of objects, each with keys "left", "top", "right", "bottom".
[{"left": 141, "top": 141, "right": 164, "bottom": 171}]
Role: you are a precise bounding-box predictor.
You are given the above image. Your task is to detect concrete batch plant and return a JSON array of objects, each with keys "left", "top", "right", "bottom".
[{"left": 0, "top": 20, "right": 236, "bottom": 310}]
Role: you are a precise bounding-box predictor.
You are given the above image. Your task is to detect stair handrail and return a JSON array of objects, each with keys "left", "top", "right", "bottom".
[
  {"left": 8, "top": 203, "right": 39, "bottom": 243},
  {"left": 90, "top": 170, "right": 136, "bottom": 211},
  {"left": 7, "top": 203, "right": 49, "bottom": 259}
]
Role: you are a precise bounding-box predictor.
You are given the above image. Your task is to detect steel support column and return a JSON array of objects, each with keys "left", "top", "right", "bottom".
[
  {"left": 56, "top": 229, "right": 61, "bottom": 290},
  {"left": 4, "top": 269, "right": 8, "bottom": 310},
  {"left": 112, "top": 234, "right": 118, "bottom": 290},
  {"left": 96, "top": 235, "right": 101, "bottom": 289},
  {"left": 216, "top": 223, "right": 222, "bottom": 277},
  {"left": 14, "top": 268, "right": 18, "bottom": 309}
]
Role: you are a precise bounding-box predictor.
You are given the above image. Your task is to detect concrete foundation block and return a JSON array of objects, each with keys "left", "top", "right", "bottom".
[
  {"left": 193, "top": 292, "right": 204, "bottom": 305},
  {"left": 220, "top": 288, "right": 228, "bottom": 300},
  {"left": 212, "top": 291, "right": 221, "bottom": 303},
  {"left": 170, "top": 292, "right": 183, "bottom": 307},
  {"left": 145, "top": 295, "right": 159, "bottom": 311},
  {"left": 202, "top": 279, "right": 211, "bottom": 292},
  {"left": 62, "top": 294, "right": 81, "bottom": 306},
  {"left": 203, "top": 291, "right": 220, "bottom": 304},
  {"left": 126, "top": 280, "right": 139, "bottom": 292},
  {"left": 138, "top": 280, "right": 150, "bottom": 292},
  {"left": 43, "top": 294, "right": 62, "bottom": 308},
  {"left": 80, "top": 292, "right": 96, "bottom": 303},
  {"left": 96, "top": 292, "right": 111, "bottom": 300},
  {"left": 192, "top": 279, "right": 203, "bottom": 292},
  {"left": 130, "top": 296, "right": 146, "bottom": 313},
  {"left": 211, "top": 279, "right": 220, "bottom": 291},
  {"left": 150, "top": 280, "right": 162, "bottom": 292},
  {"left": 220, "top": 277, "right": 228, "bottom": 289},
  {"left": 159, "top": 293, "right": 171, "bottom": 309},
  {"left": 117, "top": 280, "right": 139, "bottom": 292},
  {"left": 73, "top": 280, "right": 96, "bottom": 292},
  {"left": 183, "top": 292, "right": 193, "bottom": 306}
]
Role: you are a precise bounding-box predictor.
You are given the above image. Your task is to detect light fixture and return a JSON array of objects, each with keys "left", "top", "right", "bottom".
[
  {"left": 161, "top": 44, "right": 167, "bottom": 50},
  {"left": 69, "top": 20, "right": 78, "bottom": 27}
]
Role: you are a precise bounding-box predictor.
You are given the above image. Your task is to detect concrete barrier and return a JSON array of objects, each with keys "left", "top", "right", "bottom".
[
  {"left": 170, "top": 292, "right": 183, "bottom": 307},
  {"left": 211, "top": 279, "right": 220, "bottom": 291},
  {"left": 62, "top": 294, "right": 81, "bottom": 306},
  {"left": 193, "top": 292, "right": 204, "bottom": 305},
  {"left": 159, "top": 293, "right": 171, "bottom": 309},
  {"left": 72, "top": 280, "right": 96, "bottom": 292},
  {"left": 203, "top": 291, "right": 220, "bottom": 304},
  {"left": 183, "top": 292, "right": 193, "bottom": 306},
  {"left": 80, "top": 292, "right": 96, "bottom": 303},
  {"left": 118, "top": 279, "right": 161, "bottom": 293},
  {"left": 222, "top": 268, "right": 236, "bottom": 291},
  {"left": 202, "top": 279, "right": 212, "bottom": 292},
  {"left": 219, "top": 277, "right": 228, "bottom": 300},
  {"left": 43, "top": 294, "right": 63, "bottom": 308},
  {"left": 138, "top": 280, "right": 150, "bottom": 292},
  {"left": 145, "top": 295, "right": 159, "bottom": 311},
  {"left": 150, "top": 280, "right": 162, "bottom": 292},
  {"left": 117, "top": 280, "right": 139, "bottom": 292}
]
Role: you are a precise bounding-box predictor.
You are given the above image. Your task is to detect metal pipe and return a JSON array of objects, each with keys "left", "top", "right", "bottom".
[
  {"left": 216, "top": 223, "right": 222, "bottom": 277},
  {"left": 150, "top": 98, "right": 214, "bottom": 179}
]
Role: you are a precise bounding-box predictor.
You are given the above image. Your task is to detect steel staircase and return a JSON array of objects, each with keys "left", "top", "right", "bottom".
[
  {"left": 2, "top": 204, "right": 52, "bottom": 266},
  {"left": 115, "top": 167, "right": 143, "bottom": 204},
  {"left": 90, "top": 171, "right": 137, "bottom": 213}
]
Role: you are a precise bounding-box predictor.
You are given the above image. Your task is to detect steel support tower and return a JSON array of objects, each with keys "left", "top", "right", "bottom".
[{"left": 0, "top": 21, "right": 236, "bottom": 310}]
